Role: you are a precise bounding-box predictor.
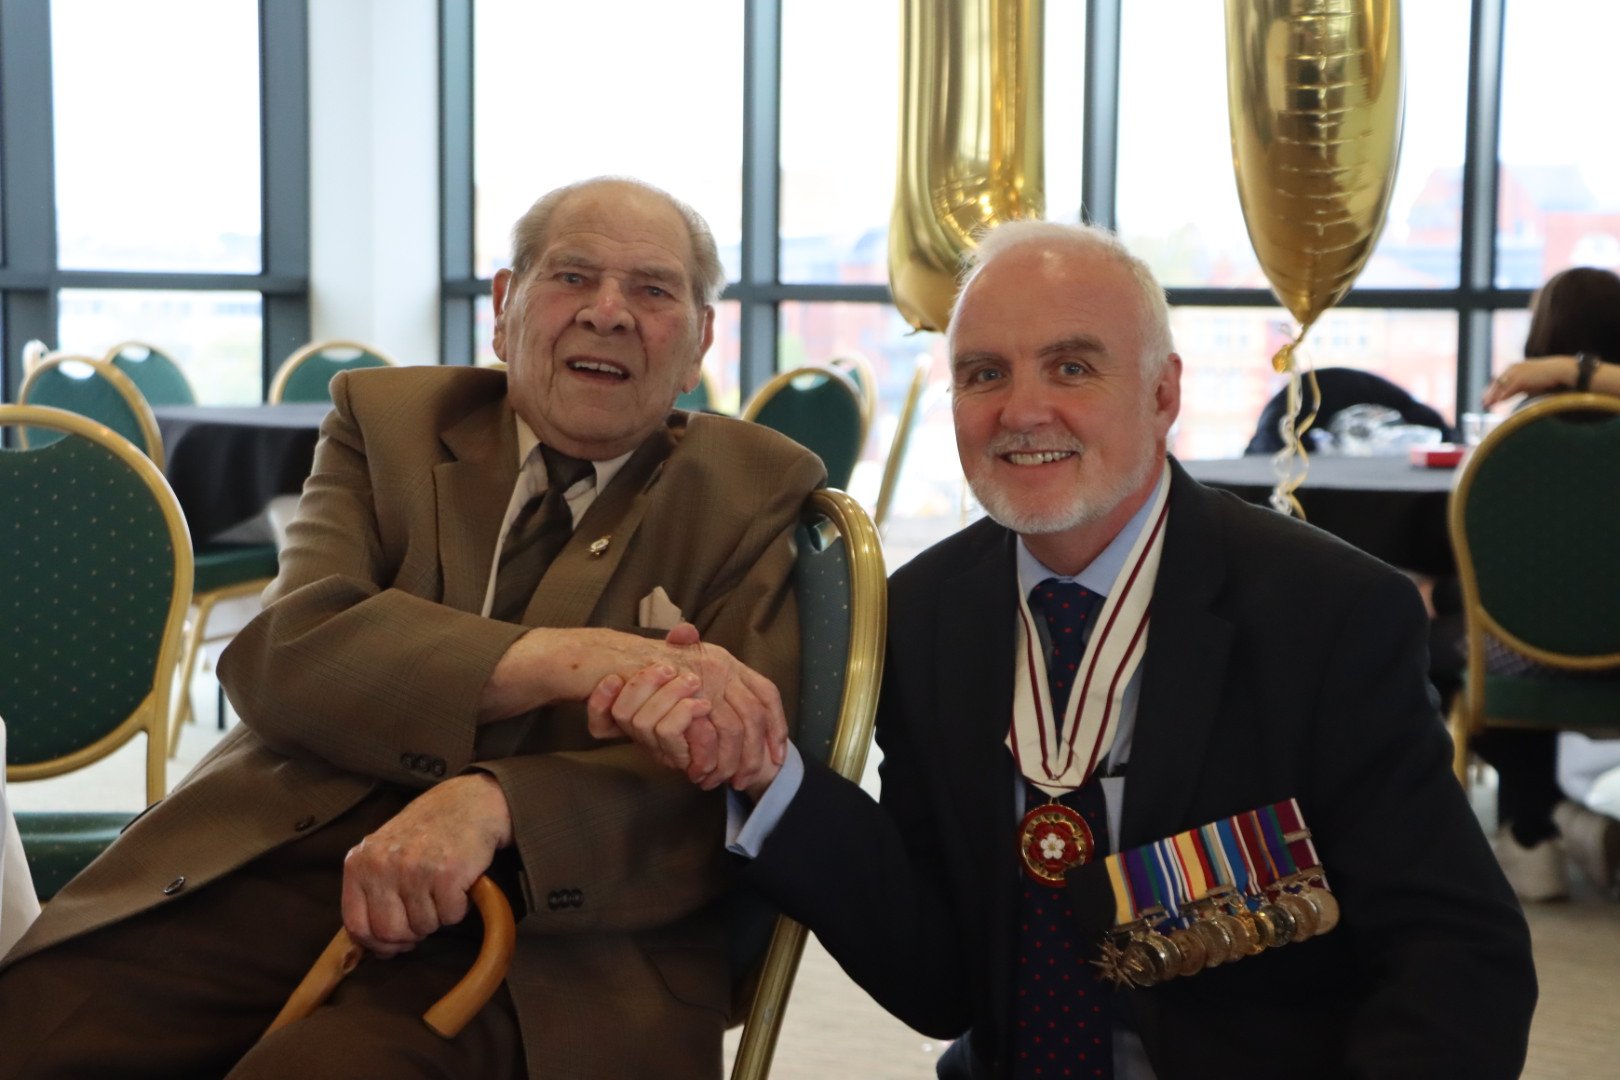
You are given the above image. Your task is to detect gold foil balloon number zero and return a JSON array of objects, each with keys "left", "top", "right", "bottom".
[
  {"left": 1226, "top": 0, "right": 1404, "bottom": 371},
  {"left": 889, "top": 0, "right": 1045, "bottom": 333}
]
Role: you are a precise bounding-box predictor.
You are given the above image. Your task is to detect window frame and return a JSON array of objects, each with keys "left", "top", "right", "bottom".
[
  {"left": 441, "top": 0, "right": 1518, "bottom": 418},
  {"left": 0, "top": 0, "right": 311, "bottom": 404}
]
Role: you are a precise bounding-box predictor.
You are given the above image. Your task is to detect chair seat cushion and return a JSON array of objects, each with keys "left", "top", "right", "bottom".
[
  {"left": 1482, "top": 670, "right": 1620, "bottom": 734},
  {"left": 14, "top": 810, "right": 137, "bottom": 901},
  {"left": 193, "top": 543, "right": 279, "bottom": 594}
]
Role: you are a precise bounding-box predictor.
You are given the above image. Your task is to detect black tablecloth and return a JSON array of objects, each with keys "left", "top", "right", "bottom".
[
  {"left": 1182, "top": 454, "right": 1459, "bottom": 576},
  {"left": 153, "top": 403, "right": 331, "bottom": 544}
]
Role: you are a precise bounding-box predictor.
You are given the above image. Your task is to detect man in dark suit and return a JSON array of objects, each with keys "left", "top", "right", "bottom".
[
  {"left": 0, "top": 179, "right": 822, "bottom": 1079},
  {"left": 597, "top": 220, "right": 1537, "bottom": 1078}
]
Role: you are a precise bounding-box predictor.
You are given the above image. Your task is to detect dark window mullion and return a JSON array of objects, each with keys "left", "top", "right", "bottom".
[{"left": 738, "top": 0, "right": 782, "bottom": 397}]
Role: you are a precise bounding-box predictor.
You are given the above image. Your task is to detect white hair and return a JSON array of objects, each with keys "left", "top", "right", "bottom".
[{"left": 947, "top": 219, "right": 1175, "bottom": 372}]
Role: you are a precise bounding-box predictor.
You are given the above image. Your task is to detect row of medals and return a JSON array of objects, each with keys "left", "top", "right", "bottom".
[{"left": 1095, "top": 874, "right": 1339, "bottom": 989}]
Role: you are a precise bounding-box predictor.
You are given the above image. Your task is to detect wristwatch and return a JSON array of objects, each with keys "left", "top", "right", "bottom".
[{"left": 1575, "top": 351, "right": 1600, "bottom": 392}]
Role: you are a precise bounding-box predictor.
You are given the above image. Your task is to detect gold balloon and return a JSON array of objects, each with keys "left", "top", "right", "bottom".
[
  {"left": 1226, "top": 0, "right": 1404, "bottom": 338},
  {"left": 889, "top": 0, "right": 1045, "bottom": 333}
]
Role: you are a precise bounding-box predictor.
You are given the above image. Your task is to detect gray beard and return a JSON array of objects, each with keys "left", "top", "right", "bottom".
[{"left": 968, "top": 448, "right": 1157, "bottom": 537}]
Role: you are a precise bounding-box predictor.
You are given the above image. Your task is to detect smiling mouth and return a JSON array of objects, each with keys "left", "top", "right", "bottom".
[
  {"left": 566, "top": 359, "right": 629, "bottom": 380},
  {"left": 1003, "top": 450, "right": 1076, "bottom": 465}
]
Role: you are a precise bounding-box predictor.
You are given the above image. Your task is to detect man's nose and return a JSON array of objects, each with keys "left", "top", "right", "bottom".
[
  {"left": 997, "top": 372, "right": 1054, "bottom": 429},
  {"left": 577, "top": 279, "right": 634, "bottom": 332}
]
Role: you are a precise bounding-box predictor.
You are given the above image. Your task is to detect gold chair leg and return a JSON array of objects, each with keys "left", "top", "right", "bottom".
[
  {"left": 169, "top": 595, "right": 216, "bottom": 758},
  {"left": 1448, "top": 696, "right": 1471, "bottom": 787}
]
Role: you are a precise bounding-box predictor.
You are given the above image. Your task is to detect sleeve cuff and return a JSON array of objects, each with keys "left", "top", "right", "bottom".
[{"left": 725, "top": 742, "right": 805, "bottom": 858}]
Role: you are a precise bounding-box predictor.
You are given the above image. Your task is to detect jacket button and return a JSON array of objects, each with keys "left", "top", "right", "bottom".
[
  {"left": 162, "top": 876, "right": 187, "bottom": 896},
  {"left": 400, "top": 752, "right": 415, "bottom": 770},
  {"left": 430, "top": 759, "right": 446, "bottom": 778},
  {"left": 546, "top": 891, "right": 562, "bottom": 911},
  {"left": 294, "top": 816, "right": 317, "bottom": 832},
  {"left": 569, "top": 889, "right": 584, "bottom": 908}
]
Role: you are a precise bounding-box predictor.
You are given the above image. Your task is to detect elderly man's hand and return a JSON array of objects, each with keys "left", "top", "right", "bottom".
[
  {"left": 340, "top": 773, "right": 512, "bottom": 957},
  {"left": 586, "top": 623, "right": 787, "bottom": 793}
]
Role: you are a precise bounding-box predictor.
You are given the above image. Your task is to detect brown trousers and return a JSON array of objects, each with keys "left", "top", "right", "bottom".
[{"left": 0, "top": 790, "right": 525, "bottom": 1080}]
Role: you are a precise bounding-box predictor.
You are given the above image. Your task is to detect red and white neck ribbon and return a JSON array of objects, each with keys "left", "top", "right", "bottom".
[{"left": 1007, "top": 464, "right": 1171, "bottom": 798}]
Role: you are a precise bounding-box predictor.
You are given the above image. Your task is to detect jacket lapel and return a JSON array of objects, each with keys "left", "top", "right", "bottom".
[
  {"left": 1119, "top": 462, "right": 1234, "bottom": 848},
  {"left": 434, "top": 396, "right": 518, "bottom": 612}
]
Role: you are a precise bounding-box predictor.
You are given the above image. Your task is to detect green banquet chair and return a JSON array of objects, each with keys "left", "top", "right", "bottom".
[
  {"left": 269, "top": 339, "right": 398, "bottom": 404},
  {"left": 741, "top": 365, "right": 865, "bottom": 491},
  {"left": 1, "top": 405, "right": 192, "bottom": 899},
  {"left": 728, "top": 488, "right": 885, "bottom": 1079},
  {"left": 1448, "top": 392, "right": 1620, "bottom": 784}
]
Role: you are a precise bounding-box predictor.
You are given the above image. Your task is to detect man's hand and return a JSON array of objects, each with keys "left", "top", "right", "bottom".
[
  {"left": 586, "top": 623, "right": 787, "bottom": 793},
  {"left": 341, "top": 773, "right": 513, "bottom": 957}
]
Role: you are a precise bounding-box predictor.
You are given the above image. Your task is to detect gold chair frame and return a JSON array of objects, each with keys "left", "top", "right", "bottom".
[
  {"left": 269, "top": 339, "right": 400, "bottom": 404},
  {"left": 873, "top": 359, "right": 932, "bottom": 533},
  {"left": 828, "top": 353, "right": 878, "bottom": 449},
  {"left": 2, "top": 405, "right": 193, "bottom": 803},
  {"left": 730, "top": 488, "right": 886, "bottom": 1080},
  {"left": 1447, "top": 392, "right": 1620, "bottom": 781},
  {"left": 19, "top": 355, "right": 166, "bottom": 469}
]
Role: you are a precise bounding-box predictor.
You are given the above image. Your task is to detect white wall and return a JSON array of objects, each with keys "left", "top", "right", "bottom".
[{"left": 308, "top": 0, "right": 439, "bottom": 365}]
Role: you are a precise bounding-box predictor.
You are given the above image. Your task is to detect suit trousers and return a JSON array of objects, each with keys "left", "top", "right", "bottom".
[{"left": 0, "top": 787, "right": 524, "bottom": 1080}]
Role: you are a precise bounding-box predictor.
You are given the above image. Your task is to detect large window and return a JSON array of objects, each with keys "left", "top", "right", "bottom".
[
  {"left": 443, "top": 0, "right": 1572, "bottom": 471},
  {"left": 0, "top": 0, "right": 308, "bottom": 405}
]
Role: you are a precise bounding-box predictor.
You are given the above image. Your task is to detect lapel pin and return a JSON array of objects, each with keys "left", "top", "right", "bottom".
[{"left": 588, "top": 535, "right": 611, "bottom": 558}]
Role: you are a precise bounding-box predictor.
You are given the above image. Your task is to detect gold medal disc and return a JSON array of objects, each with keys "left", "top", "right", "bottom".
[{"left": 1017, "top": 802, "right": 1095, "bottom": 886}]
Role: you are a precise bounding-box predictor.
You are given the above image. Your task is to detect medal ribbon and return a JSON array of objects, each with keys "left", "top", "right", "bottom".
[{"left": 1007, "top": 465, "right": 1172, "bottom": 795}]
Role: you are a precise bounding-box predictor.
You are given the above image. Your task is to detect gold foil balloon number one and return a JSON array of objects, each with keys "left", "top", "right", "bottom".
[
  {"left": 1226, "top": 0, "right": 1404, "bottom": 515},
  {"left": 889, "top": 0, "right": 1046, "bottom": 334}
]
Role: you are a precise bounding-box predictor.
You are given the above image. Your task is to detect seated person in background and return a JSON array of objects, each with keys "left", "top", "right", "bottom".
[
  {"left": 1243, "top": 366, "right": 1454, "bottom": 455},
  {"left": 0, "top": 177, "right": 824, "bottom": 1080},
  {"left": 1436, "top": 264, "right": 1620, "bottom": 902},
  {"left": 599, "top": 220, "right": 1537, "bottom": 1078}
]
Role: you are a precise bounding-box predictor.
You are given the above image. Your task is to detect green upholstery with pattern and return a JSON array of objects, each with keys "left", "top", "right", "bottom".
[
  {"left": 746, "top": 368, "right": 864, "bottom": 489},
  {"left": 107, "top": 344, "right": 195, "bottom": 406},
  {"left": 276, "top": 347, "right": 392, "bottom": 404},
  {"left": 20, "top": 361, "right": 150, "bottom": 454},
  {"left": 2, "top": 406, "right": 189, "bottom": 900},
  {"left": 1450, "top": 397, "right": 1620, "bottom": 770},
  {"left": 1461, "top": 412, "right": 1620, "bottom": 655},
  {"left": 194, "top": 544, "right": 281, "bottom": 594}
]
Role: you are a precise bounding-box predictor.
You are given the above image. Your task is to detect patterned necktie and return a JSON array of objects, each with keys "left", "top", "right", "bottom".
[
  {"left": 1013, "top": 577, "right": 1113, "bottom": 1080},
  {"left": 490, "top": 445, "right": 593, "bottom": 623}
]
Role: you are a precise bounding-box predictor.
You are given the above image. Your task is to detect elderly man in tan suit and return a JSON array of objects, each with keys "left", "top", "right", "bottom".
[{"left": 0, "top": 178, "right": 824, "bottom": 1079}]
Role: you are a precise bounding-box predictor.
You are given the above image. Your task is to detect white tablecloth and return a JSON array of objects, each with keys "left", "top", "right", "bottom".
[{"left": 1, "top": 719, "right": 42, "bottom": 957}]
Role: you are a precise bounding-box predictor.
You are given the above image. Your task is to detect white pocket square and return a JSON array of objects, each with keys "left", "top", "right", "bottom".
[{"left": 638, "top": 586, "right": 684, "bottom": 631}]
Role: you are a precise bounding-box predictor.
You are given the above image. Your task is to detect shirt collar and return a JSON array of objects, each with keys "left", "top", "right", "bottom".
[
  {"left": 514, "top": 413, "right": 631, "bottom": 492},
  {"left": 1015, "top": 469, "right": 1169, "bottom": 599}
]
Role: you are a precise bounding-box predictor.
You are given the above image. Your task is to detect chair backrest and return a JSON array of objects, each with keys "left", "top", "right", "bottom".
[
  {"left": 741, "top": 365, "right": 865, "bottom": 489},
  {"left": 730, "top": 488, "right": 885, "bottom": 1080},
  {"left": 874, "top": 357, "right": 932, "bottom": 532},
  {"left": 18, "top": 355, "right": 165, "bottom": 467},
  {"left": 675, "top": 368, "right": 720, "bottom": 413},
  {"left": 1245, "top": 366, "right": 1455, "bottom": 454},
  {"left": 270, "top": 339, "right": 398, "bottom": 404},
  {"left": 0, "top": 405, "right": 193, "bottom": 804},
  {"left": 1450, "top": 392, "right": 1620, "bottom": 675},
  {"left": 828, "top": 353, "right": 877, "bottom": 447},
  {"left": 104, "top": 341, "right": 196, "bottom": 406}
]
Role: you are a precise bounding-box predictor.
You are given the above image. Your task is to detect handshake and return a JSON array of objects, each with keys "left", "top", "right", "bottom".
[{"left": 586, "top": 622, "right": 788, "bottom": 801}]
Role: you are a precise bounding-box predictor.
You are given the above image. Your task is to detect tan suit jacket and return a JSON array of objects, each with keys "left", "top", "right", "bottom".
[{"left": 4, "top": 365, "right": 826, "bottom": 1079}]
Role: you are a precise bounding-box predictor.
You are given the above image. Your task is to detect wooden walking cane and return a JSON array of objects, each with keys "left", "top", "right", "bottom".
[{"left": 262, "top": 875, "right": 516, "bottom": 1040}]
